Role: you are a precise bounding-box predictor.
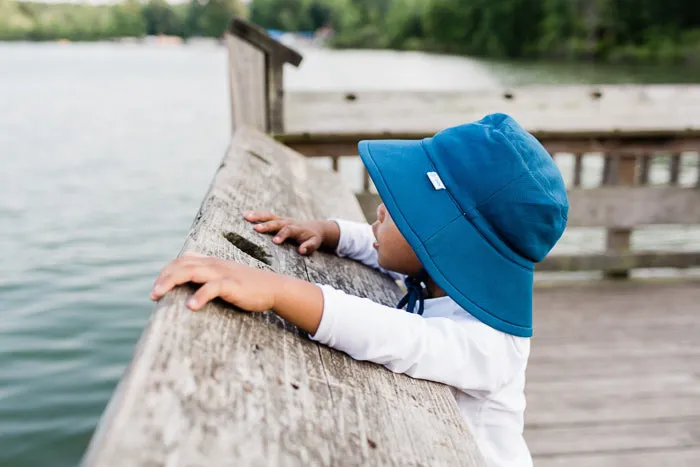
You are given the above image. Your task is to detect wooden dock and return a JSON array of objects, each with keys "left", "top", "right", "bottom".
[{"left": 527, "top": 279, "right": 700, "bottom": 466}]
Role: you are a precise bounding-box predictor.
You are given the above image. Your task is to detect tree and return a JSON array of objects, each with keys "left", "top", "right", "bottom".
[
  {"left": 110, "top": 0, "right": 146, "bottom": 38},
  {"left": 0, "top": 0, "right": 34, "bottom": 40},
  {"left": 197, "top": 0, "right": 244, "bottom": 38},
  {"left": 142, "top": 0, "right": 184, "bottom": 36}
]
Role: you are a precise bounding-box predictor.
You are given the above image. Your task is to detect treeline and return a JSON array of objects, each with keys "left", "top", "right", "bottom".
[
  {"left": 2, "top": 0, "right": 700, "bottom": 64},
  {"left": 250, "top": 0, "right": 700, "bottom": 64},
  {"left": 0, "top": 0, "right": 243, "bottom": 41}
]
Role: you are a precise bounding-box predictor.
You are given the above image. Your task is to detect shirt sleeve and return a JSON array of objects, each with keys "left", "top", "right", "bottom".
[
  {"left": 310, "top": 284, "right": 519, "bottom": 396},
  {"left": 331, "top": 219, "right": 404, "bottom": 281}
]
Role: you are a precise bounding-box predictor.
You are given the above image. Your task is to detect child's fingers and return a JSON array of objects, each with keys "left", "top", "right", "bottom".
[
  {"left": 273, "top": 225, "right": 303, "bottom": 244},
  {"left": 187, "top": 279, "right": 228, "bottom": 311},
  {"left": 244, "top": 211, "right": 280, "bottom": 223},
  {"left": 151, "top": 263, "right": 219, "bottom": 300},
  {"left": 253, "top": 219, "right": 289, "bottom": 234},
  {"left": 298, "top": 236, "right": 321, "bottom": 255}
]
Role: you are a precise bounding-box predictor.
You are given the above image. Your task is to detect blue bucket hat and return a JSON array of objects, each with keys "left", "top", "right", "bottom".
[{"left": 358, "top": 113, "right": 568, "bottom": 337}]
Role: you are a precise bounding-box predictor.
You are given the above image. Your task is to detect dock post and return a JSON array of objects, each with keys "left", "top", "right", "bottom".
[
  {"left": 604, "top": 153, "right": 638, "bottom": 279},
  {"left": 226, "top": 17, "right": 302, "bottom": 134}
]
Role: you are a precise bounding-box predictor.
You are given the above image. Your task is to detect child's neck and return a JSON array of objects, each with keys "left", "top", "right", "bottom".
[{"left": 426, "top": 276, "right": 447, "bottom": 299}]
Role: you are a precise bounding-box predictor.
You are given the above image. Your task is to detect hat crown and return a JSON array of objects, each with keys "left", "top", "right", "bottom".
[{"left": 427, "top": 113, "right": 568, "bottom": 262}]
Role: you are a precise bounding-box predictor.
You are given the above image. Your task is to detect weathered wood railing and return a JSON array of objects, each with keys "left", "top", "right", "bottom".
[
  {"left": 263, "top": 41, "right": 700, "bottom": 280},
  {"left": 82, "top": 18, "right": 486, "bottom": 466},
  {"left": 332, "top": 146, "right": 700, "bottom": 279}
]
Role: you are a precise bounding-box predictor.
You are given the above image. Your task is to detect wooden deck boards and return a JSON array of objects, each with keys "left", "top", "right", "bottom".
[{"left": 527, "top": 279, "right": 700, "bottom": 466}]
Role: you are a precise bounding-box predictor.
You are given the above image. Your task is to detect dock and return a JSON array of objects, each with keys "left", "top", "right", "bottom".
[
  {"left": 528, "top": 279, "right": 700, "bottom": 466},
  {"left": 83, "top": 17, "right": 700, "bottom": 467}
]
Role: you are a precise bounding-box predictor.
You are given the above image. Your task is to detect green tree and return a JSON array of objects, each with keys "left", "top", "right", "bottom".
[
  {"left": 197, "top": 0, "right": 244, "bottom": 38},
  {"left": 142, "top": 0, "right": 184, "bottom": 36},
  {"left": 0, "top": 0, "right": 34, "bottom": 40},
  {"left": 110, "top": 0, "right": 146, "bottom": 38}
]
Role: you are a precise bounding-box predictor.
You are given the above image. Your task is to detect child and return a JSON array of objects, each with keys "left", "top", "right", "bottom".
[{"left": 150, "top": 113, "right": 568, "bottom": 467}]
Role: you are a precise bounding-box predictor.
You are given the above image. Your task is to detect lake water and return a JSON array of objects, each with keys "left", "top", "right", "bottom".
[{"left": 1, "top": 42, "right": 699, "bottom": 467}]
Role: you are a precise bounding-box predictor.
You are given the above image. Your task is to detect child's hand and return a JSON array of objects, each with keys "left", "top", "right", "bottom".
[
  {"left": 150, "top": 252, "right": 281, "bottom": 312},
  {"left": 244, "top": 211, "right": 340, "bottom": 255}
]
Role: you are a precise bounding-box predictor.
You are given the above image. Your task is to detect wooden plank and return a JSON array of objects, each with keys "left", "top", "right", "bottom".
[
  {"left": 639, "top": 154, "right": 652, "bottom": 185},
  {"left": 281, "top": 133, "right": 700, "bottom": 158},
  {"left": 534, "top": 447, "right": 700, "bottom": 467},
  {"left": 283, "top": 86, "right": 700, "bottom": 135},
  {"left": 604, "top": 154, "right": 637, "bottom": 278},
  {"left": 538, "top": 251, "right": 700, "bottom": 271},
  {"left": 527, "top": 353, "right": 700, "bottom": 383},
  {"left": 527, "top": 418, "right": 700, "bottom": 457},
  {"left": 669, "top": 153, "right": 682, "bottom": 185},
  {"left": 525, "top": 280, "right": 700, "bottom": 464},
  {"left": 352, "top": 187, "right": 700, "bottom": 229},
  {"left": 266, "top": 56, "right": 286, "bottom": 133},
  {"left": 82, "top": 127, "right": 484, "bottom": 466},
  {"left": 227, "top": 34, "right": 267, "bottom": 132},
  {"left": 572, "top": 153, "right": 583, "bottom": 187},
  {"left": 568, "top": 186, "right": 700, "bottom": 227},
  {"left": 229, "top": 17, "right": 302, "bottom": 67}
]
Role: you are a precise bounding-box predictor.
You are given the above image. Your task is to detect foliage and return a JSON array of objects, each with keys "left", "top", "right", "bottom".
[
  {"left": 2, "top": 0, "right": 700, "bottom": 65},
  {"left": 0, "top": 0, "right": 244, "bottom": 41},
  {"left": 246, "top": 0, "right": 700, "bottom": 64}
]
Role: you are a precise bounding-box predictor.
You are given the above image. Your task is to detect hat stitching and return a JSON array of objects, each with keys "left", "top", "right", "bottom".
[
  {"left": 420, "top": 140, "right": 533, "bottom": 270},
  {"left": 492, "top": 127, "right": 569, "bottom": 222}
]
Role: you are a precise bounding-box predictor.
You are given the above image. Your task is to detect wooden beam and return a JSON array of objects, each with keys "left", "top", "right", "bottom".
[
  {"left": 538, "top": 251, "right": 700, "bottom": 272},
  {"left": 357, "top": 187, "right": 700, "bottom": 229},
  {"left": 572, "top": 153, "right": 584, "bottom": 187},
  {"left": 283, "top": 87, "right": 700, "bottom": 136},
  {"left": 229, "top": 17, "right": 302, "bottom": 66},
  {"left": 279, "top": 133, "right": 700, "bottom": 158},
  {"left": 227, "top": 34, "right": 267, "bottom": 132},
  {"left": 81, "top": 127, "right": 485, "bottom": 467},
  {"left": 669, "top": 153, "right": 682, "bottom": 185},
  {"left": 567, "top": 186, "right": 700, "bottom": 227},
  {"left": 604, "top": 154, "right": 637, "bottom": 279}
]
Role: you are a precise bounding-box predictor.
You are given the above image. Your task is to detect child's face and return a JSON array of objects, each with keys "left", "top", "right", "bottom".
[{"left": 372, "top": 204, "right": 423, "bottom": 276}]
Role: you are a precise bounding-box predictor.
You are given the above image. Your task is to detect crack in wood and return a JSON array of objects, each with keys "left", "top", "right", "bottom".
[
  {"left": 223, "top": 232, "right": 272, "bottom": 266},
  {"left": 248, "top": 149, "right": 271, "bottom": 165}
]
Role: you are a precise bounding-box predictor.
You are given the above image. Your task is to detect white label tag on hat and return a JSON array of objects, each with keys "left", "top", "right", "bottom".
[{"left": 427, "top": 172, "right": 446, "bottom": 190}]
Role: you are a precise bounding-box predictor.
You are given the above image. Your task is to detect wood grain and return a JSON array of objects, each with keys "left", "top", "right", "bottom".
[
  {"left": 525, "top": 279, "right": 700, "bottom": 466},
  {"left": 227, "top": 34, "right": 267, "bottom": 132},
  {"left": 229, "top": 17, "right": 302, "bottom": 67},
  {"left": 81, "top": 127, "right": 484, "bottom": 466},
  {"left": 283, "top": 86, "right": 700, "bottom": 135}
]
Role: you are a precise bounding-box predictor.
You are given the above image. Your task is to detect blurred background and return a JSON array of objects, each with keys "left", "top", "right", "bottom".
[{"left": 1, "top": 1, "right": 700, "bottom": 466}]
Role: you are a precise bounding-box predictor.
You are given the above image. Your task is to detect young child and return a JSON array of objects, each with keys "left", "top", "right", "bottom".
[{"left": 150, "top": 113, "right": 568, "bottom": 467}]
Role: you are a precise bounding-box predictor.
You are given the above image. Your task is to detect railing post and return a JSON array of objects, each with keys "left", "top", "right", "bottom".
[
  {"left": 604, "top": 153, "right": 638, "bottom": 279},
  {"left": 226, "top": 17, "right": 303, "bottom": 134},
  {"left": 572, "top": 153, "right": 584, "bottom": 187}
]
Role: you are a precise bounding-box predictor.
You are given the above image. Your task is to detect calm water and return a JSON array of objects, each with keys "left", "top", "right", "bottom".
[{"left": 1, "top": 42, "right": 699, "bottom": 467}]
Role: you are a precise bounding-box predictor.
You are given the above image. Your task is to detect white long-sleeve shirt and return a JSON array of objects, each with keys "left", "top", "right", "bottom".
[{"left": 311, "top": 220, "right": 532, "bottom": 467}]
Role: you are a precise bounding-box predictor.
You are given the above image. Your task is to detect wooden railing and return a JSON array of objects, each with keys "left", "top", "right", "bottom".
[
  {"left": 81, "top": 17, "right": 486, "bottom": 466},
  {"left": 269, "top": 64, "right": 700, "bottom": 281},
  {"left": 320, "top": 146, "right": 700, "bottom": 279}
]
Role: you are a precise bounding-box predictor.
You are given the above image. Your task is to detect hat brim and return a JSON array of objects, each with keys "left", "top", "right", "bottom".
[{"left": 359, "top": 138, "right": 535, "bottom": 337}]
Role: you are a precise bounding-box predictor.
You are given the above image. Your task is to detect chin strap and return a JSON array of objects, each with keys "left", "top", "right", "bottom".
[{"left": 396, "top": 269, "right": 429, "bottom": 315}]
